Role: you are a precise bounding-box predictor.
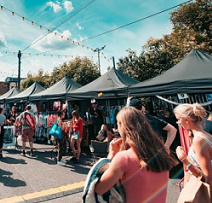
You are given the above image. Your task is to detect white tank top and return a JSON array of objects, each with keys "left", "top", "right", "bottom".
[{"left": 188, "top": 135, "right": 212, "bottom": 167}]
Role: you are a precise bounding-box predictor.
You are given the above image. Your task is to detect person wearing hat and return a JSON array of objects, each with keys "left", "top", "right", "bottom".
[{"left": 126, "top": 97, "right": 177, "bottom": 152}]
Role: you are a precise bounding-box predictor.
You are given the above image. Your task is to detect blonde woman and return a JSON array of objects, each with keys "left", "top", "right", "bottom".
[
  {"left": 174, "top": 103, "right": 212, "bottom": 188},
  {"left": 95, "top": 107, "right": 177, "bottom": 203}
]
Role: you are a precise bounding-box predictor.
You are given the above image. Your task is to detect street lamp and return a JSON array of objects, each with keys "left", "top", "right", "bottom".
[{"left": 94, "top": 45, "right": 106, "bottom": 75}]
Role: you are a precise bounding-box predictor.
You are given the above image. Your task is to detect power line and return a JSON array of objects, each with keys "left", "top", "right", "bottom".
[
  {"left": 21, "top": 0, "right": 97, "bottom": 52},
  {"left": 85, "top": 0, "right": 193, "bottom": 41},
  {"left": 32, "top": 0, "right": 193, "bottom": 55}
]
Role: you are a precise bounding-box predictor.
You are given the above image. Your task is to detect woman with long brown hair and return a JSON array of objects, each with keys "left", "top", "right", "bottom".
[{"left": 95, "top": 107, "right": 177, "bottom": 203}]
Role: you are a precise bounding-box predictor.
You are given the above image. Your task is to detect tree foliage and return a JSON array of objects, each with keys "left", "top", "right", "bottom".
[
  {"left": 117, "top": 0, "right": 212, "bottom": 82},
  {"left": 21, "top": 57, "right": 99, "bottom": 90}
]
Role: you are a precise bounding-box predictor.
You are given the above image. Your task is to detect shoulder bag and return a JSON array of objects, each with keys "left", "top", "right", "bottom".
[
  {"left": 49, "top": 123, "right": 62, "bottom": 140},
  {"left": 178, "top": 174, "right": 211, "bottom": 203}
]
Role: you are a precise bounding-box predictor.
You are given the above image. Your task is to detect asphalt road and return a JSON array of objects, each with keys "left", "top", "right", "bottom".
[{"left": 0, "top": 140, "right": 181, "bottom": 203}]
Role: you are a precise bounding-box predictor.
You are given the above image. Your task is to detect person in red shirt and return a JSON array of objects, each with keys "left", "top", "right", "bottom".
[{"left": 70, "top": 110, "right": 83, "bottom": 163}]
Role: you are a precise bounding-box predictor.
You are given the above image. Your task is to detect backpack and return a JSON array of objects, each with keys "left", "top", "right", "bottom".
[{"left": 82, "top": 158, "right": 125, "bottom": 203}]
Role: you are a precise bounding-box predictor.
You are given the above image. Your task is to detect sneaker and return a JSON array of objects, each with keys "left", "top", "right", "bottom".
[
  {"left": 61, "top": 159, "right": 67, "bottom": 164},
  {"left": 57, "top": 161, "right": 66, "bottom": 166},
  {"left": 70, "top": 157, "right": 77, "bottom": 161}
]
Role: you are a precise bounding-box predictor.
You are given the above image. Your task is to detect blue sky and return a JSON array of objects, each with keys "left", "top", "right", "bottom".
[{"left": 0, "top": 0, "right": 189, "bottom": 81}]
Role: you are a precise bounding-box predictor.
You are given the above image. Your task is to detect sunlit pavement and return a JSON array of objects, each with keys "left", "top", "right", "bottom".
[{"left": 0, "top": 140, "right": 181, "bottom": 203}]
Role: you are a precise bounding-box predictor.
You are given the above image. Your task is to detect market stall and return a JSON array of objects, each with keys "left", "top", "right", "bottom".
[{"left": 0, "top": 87, "right": 21, "bottom": 104}]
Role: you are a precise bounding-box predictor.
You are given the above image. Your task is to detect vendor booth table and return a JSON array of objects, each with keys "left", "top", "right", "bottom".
[{"left": 3, "top": 126, "right": 17, "bottom": 148}]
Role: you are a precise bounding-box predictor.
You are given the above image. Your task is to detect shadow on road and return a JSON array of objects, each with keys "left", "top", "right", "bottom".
[
  {"left": 0, "top": 156, "right": 27, "bottom": 165},
  {"left": 0, "top": 168, "right": 26, "bottom": 187}
]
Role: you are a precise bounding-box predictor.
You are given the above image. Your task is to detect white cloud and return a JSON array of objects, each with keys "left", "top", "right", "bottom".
[
  {"left": 78, "top": 35, "right": 87, "bottom": 42},
  {"left": 0, "top": 61, "right": 17, "bottom": 81},
  {"left": 30, "top": 30, "right": 72, "bottom": 52},
  {"left": 76, "top": 22, "right": 83, "bottom": 30},
  {"left": 0, "top": 30, "right": 7, "bottom": 47},
  {"left": 47, "top": 1, "right": 62, "bottom": 13},
  {"left": 63, "top": 1, "right": 74, "bottom": 13}
]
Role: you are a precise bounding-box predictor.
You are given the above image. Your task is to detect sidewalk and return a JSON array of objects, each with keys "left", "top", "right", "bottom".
[{"left": 0, "top": 141, "right": 92, "bottom": 202}]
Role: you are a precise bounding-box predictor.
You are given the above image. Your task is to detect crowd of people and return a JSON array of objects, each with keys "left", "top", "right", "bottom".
[{"left": 0, "top": 98, "right": 212, "bottom": 202}]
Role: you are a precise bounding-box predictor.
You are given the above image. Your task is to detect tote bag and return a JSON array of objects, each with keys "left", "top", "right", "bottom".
[
  {"left": 49, "top": 124, "right": 62, "bottom": 139},
  {"left": 178, "top": 175, "right": 211, "bottom": 203}
]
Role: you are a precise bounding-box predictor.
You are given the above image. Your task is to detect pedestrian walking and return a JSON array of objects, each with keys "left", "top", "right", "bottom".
[
  {"left": 70, "top": 110, "right": 83, "bottom": 163},
  {"left": 56, "top": 111, "right": 67, "bottom": 166},
  {"left": 19, "top": 105, "right": 36, "bottom": 157}
]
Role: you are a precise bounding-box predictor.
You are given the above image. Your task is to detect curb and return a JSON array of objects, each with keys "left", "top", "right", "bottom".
[{"left": 0, "top": 181, "right": 85, "bottom": 203}]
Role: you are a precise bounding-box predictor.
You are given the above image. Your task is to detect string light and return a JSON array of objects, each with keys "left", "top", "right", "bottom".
[
  {"left": 0, "top": 6, "right": 100, "bottom": 58},
  {"left": 0, "top": 50, "right": 111, "bottom": 62}
]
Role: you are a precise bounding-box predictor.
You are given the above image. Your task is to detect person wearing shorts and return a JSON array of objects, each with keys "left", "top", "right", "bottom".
[
  {"left": 19, "top": 105, "right": 35, "bottom": 157},
  {"left": 70, "top": 110, "right": 83, "bottom": 163}
]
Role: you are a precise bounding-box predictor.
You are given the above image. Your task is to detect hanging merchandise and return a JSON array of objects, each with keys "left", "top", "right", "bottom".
[
  {"left": 29, "top": 102, "right": 38, "bottom": 113},
  {"left": 53, "top": 101, "right": 61, "bottom": 111}
]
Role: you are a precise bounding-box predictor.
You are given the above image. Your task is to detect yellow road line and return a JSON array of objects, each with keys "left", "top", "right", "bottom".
[{"left": 0, "top": 181, "right": 85, "bottom": 203}]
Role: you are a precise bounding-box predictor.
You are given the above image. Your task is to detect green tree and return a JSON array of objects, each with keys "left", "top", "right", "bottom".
[
  {"left": 117, "top": 0, "right": 212, "bottom": 81},
  {"left": 21, "top": 57, "right": 99, "bottom": 89},
  {"left": 21, "top": 69, "right": 50, "bottom": 90},
  {"left": 170, "top": 0, "right": 212, "bottom": 55},
  {"left": 49, "top": 56, "right": 99, "bottom": 86}
]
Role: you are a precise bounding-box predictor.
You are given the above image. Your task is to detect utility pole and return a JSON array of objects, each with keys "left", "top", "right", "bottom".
[
  {"left": 17, "top": 50, "right": 21, "bottom": 89},
  {"left": 112, "top": 56, "right": 116, "bottom": 69},
  {"left": 94, "top": 45, "right": 106, "bottom": 75}
]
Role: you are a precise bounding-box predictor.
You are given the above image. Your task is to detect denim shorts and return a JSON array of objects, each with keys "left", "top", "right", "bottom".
[{"left": 71, "top": 131, "right": 80, "bottom": 140}]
